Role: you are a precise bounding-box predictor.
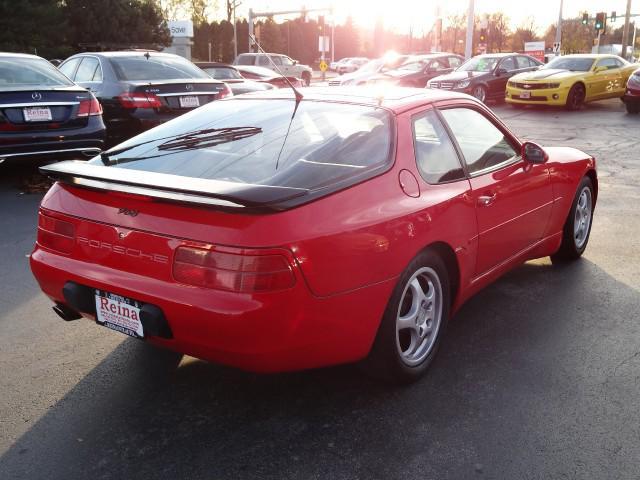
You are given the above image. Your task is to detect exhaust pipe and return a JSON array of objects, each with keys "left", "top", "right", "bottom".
[{"left": 53, "top": 303, "right": 82, "bottom": 321}]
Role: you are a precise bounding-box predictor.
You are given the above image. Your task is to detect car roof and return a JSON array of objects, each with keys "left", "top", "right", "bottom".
[
  {"left": 72, "top": 51, "right": 177, "bottom": 58},
  {"left": 235, "top": 86, "right": 473, "bottom": 112},
  {"left": 195, "top": 62, "right": 236, "bottom": 69},
  {"left": 560, "top": 53, "right": 621, "bottom": 59},
  {"left": 0, "top": 52, "right": 42, "bottom": 59}
]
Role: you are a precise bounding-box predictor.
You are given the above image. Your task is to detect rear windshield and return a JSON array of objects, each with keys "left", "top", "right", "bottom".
[
  {"left": 203, "top": 67, "right": 243, "bottom": 80},
  {"left": 0, "top": 57, "right": 74, "bottom": 89},
  {"left": 110, "top": 55, "right": 210, "bottom": 81},
  {"left": 97, "top": 99, "right": 393, "bottom": 192},
  {"left": 235, "top": 55, "right": 255, "bottom": 65}
]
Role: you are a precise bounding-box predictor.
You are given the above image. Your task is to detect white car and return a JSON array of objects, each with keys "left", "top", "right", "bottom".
[
  {"left": 329, "top": 55, "right": 411, "bottom": 86},
  {"left": 337, "top": 57, "right": 369, "bottom": 75},
  {"left": 330, "top": 57, "right": 350, "bottom": 71},
  {"left": 233, "top": 53, "right": 313, "bottom": 86}
]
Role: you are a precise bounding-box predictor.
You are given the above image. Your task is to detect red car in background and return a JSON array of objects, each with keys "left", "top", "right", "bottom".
[
  {"left": 623, "top": 67, "right": 640, "bottom": 114},
  {"left": 31, "top": 87, "right": 597, "bottom": 383},
  {"left": 234, "top": 65, "right": 305, "bottom": 88}
]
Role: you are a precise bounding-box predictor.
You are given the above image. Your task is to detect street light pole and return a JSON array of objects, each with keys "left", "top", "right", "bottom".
[
  {"left": 232, "top": 0, "right": 241, "bottom": 60},
  {"left": 465, "top": 0, "right": 474, "bottom": 59},
  {"left": 554, "top": 0, "right": 563, "bottom": 50},
  {"left": 622, "top": 0, "right": 633, "bottom": 59}
]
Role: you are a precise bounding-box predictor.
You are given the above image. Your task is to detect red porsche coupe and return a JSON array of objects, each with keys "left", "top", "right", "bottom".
[{"left": 31, "top": 87, "right": 596, "bottom": 382}]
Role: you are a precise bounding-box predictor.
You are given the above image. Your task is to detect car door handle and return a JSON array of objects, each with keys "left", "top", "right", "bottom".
[{"left": 478, "top": 193, "right": 497, "bottom": 207}]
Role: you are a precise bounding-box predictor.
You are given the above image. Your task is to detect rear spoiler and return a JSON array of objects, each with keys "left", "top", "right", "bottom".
[{"left": 40, "top": 160, "right": 309, "bottom": 211}]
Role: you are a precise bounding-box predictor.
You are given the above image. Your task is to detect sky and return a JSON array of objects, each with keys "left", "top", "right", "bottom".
[{"left": 232, "top": 0, "right": 636, "bottom": 34}]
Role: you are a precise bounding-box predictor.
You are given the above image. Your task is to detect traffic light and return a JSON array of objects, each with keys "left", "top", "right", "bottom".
[
  {"left": 582, "top": 13, "right": 589, "bottom": 25},
  {"left": 595, "top": 12, "right": 605, "bottom": 32},
  {"left": 611, "top": 11, "right": 616, "bottom": 22},
  {"left": 479, "top": 28, "right": 487, "bottom": 44}
]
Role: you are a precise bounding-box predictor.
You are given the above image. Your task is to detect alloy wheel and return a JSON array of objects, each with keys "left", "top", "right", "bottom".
[
  {"left": 396, "top": 267, "right": 443, "bottom": 366},
  {"left": 574, "top": 186, "right": 592, "bottom": 249}
]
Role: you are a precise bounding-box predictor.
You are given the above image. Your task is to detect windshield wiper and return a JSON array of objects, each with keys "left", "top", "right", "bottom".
[
  {"left": 158, "top": 127, "right": 262, "bottom": 151},
  {"left": 100, "top": 127, "right": 262, "bottom": 165}
]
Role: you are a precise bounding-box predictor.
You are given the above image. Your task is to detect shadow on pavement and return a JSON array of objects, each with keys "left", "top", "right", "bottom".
[{"left": 2, "top": 257, "right": 640, "bottom": 479}]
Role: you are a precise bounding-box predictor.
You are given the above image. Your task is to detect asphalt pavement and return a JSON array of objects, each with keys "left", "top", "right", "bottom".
[{"left": 1, "top": 98, "right": 639, "bottom": 479}]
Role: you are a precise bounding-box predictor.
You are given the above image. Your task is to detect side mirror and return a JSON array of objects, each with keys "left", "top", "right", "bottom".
[
  {"left": 495, "top": 67, "right": 508, "bottom": 76},
  {"left": 522, "top": 141, "right": 548, "bottom": 164},
  {"left": 594, "top": 65, "right": 607, "bottom": 73},
  {"left": 292, "top": 60, "right": 298, "bottom": 65}
]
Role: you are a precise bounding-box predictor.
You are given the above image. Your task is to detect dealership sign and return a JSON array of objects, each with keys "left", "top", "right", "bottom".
[
  {"left": 524, "top": 41, "right": 545, "bottom": 62},
  {"left": 168, "top": 20, "right": 194, "bottom": 38}
]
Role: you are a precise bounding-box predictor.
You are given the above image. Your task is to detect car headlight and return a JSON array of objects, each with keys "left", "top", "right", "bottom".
[
  {"left": 507, "top": 81, "right": 515, "bottom": 87},
  {"left": 457, "top": 79, "right": 471, "bottom": 89},
  {"left": 549, "top": 83, "right": 561, "bottom": 88},
  {"left": 628, "top": 74, "right": 640, "bottom": 87}
]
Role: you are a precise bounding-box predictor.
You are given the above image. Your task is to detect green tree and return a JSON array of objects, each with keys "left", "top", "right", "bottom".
[
  {"left": 259, "top": 17, "right": 284, "bottom": 53},
  {"left": 64, "top": 0, "right": 171, "bottom": 49},
  {"left": 0, "top": 0, "right": 69, "bottom": 58}
]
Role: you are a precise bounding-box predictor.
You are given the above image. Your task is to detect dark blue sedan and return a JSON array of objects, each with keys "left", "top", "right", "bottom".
[{"left": 0, "top": 53, "right": 105, "bottom": 164}]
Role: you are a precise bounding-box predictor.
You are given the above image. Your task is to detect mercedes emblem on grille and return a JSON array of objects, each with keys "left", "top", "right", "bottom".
[{"left": 32, "top": 92, "right": 42, "bottom": 100}]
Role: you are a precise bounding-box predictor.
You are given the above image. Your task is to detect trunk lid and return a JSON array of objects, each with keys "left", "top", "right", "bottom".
[
  {"left": 0, "top": 86, "right": 93, "bottom": 133},
  {"left": 128, "top": 79, "right": 228, "bottom": 112}
]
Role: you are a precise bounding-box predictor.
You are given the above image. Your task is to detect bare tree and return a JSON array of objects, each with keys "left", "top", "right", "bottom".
[{"left": 489, "top": 12, "right": 510, "bottom": 52}]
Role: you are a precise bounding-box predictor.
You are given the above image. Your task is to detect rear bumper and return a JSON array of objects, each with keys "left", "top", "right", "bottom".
[
  {"left": 30, "top": 246, "right": 394, "bottom": 373},
  {"left": 0, "top": 118, "right": 105, "bottom": 161}
]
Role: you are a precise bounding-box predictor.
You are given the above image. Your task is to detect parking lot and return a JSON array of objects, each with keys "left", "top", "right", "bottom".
[{"left": 1, "top": 98, "right": 640, "bottom": 479}]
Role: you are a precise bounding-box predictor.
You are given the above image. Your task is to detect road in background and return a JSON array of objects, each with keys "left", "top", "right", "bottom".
[{"left": 1, "top": 99, "right": 639, "bottom": 479}]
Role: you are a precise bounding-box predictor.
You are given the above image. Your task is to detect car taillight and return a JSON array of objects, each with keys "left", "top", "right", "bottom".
[
  {"left": 218, "top": 83, "right": 233, "bottom": 99},
  {"left": 173, "top": 246, "right": 295, "bottom": 293},
  {"left": 118, "top": 93, "right": 162, "bottom": 109},
  {"left": 77, "top": 97, "right": 103, "bottom": 117},
  {"left": 37, "top": 212, "right": 75, "bottom": 254}
]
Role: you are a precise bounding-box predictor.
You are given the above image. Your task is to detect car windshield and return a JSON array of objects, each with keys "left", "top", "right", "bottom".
[
  {"left": 544, "top": 57, "right": 595, "bottom": 72},
  {"left": 397, "top": 61, "right": 426, "bottom": 72},
  {"left": 97, "top": 99, "right": 393, "bottom": 192},
  {"left": 202, "top": 67, "right": 243, "bottom": 80},
  {"left": 458, "top": 56, "right": 500, "bottom": 72},
  {"left": 110, "top": 55, "right": 210, "bottom": 81},
  {"left": 0, "top": 57, "right": 74, "bottom": 89}
]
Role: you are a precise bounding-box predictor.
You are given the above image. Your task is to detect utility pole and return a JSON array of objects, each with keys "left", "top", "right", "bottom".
[
  {"left": 554, "top": 0, "right": 563, "bottom": 51},
  {"left": 622, "top": 0, "right": 632, "bottom": 58},
  {"left": 465, "top": 0, "right": 474, "bottom": 59},
  {"left": 232, "top": 0, "right": 241, "bottom": 60}
]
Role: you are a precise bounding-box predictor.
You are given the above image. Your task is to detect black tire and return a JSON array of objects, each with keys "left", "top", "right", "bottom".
[
  {"left": 552, "top": 176, "right": 595, "bottom": 262},
  {"left": 302, "top": 72, "right": 311, "bottom": 86},
  {"left": 363, "top": 250, "right": 451, "bottom": 383},
  {"left": 565, "top": 83, "right": 586, "bottom": 111},
  {"left": 625, "top": 102, "right": 640, "bottom": 114}
]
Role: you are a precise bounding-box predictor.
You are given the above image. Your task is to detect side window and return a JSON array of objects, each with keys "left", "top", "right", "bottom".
[
  {"left": 412, "top": 110, "right": 465, "bottom": 184},
  {"left": 236, "top": 55, "right": 254, "bottom": 66},
  {"left": 75, "top": 57, "right": 101, "bottom": 82},
  {"left": 59, "top": 57, "right": 81, "bottom": 80},
  {"left": 448, "top": 56, "right": 462, "bottom": 69},
  {"left": 516, "top": 56, "right": 533, "bottom": 69},
  {"left": 269, "top": 55, "right": 283, "bottom": 65},
  {"left": 281, "top": 56, "right": 293, "bottom": 66},
  {"left": 500, "top": 57, "right": 516, "bottom": 71},
  {"left": 597, "top": 58, "right": 620, "bottom": 70},
  {"left": 440, "top": 108, "right": 517, "bottom": 174},
  {"left": 258, "top": 56, "right": 270, "bottom": 66}
]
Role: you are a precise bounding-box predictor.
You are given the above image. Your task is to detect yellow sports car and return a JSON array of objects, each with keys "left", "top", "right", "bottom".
[{"left": 506, "top": 54, "right": 638, "bottom": 110}]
